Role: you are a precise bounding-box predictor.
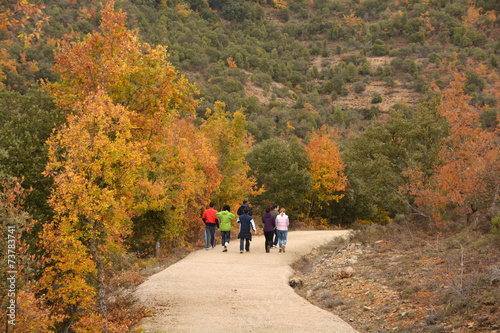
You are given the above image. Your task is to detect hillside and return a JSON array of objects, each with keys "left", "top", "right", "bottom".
[{"left": 0, "top": 0, "right": 499, "bottom": 332}]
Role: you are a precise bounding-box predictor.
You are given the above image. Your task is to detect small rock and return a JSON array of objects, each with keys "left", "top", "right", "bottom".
[
  {"left": 363, "top": 306, "right": 372, "bottom": 311},
  {"left": 289, "top": 276, "right": 303, "bottom": 288},
  {"left": 425, "top": 315, "right": 436, "bottom": 325},
  {"left": 306, "top": 290, "right": 314, "bottom": 298},
  {"left": 336, "top": 266, "right": 355, "bottom": 279},
  {"left": 400, "top": 311, "right": 408, "bottom": 317}
]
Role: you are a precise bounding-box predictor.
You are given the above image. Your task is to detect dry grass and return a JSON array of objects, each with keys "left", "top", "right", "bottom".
[{"left": 291, "top": 219, "right": 500, "bottom": 332}]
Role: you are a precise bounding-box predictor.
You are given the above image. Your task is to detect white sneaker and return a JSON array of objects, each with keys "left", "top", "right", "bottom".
[{"left": 225, "top": 242, "right": 229, "bottom": 247}]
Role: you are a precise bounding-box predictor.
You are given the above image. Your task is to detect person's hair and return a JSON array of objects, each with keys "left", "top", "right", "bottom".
[
  {"left": 243, "top": 200, "right": 248, "bottom": 204},
  {"left": 210, "top": 202, "right": 215, "bottom": 208},
  {"left": 265, "top": 207, "right": 271, "bottom": 213},
  {"left": 243, "top": 207, "right": 249, "bottom": 214},
  {"left": 271, "top": 204, "right": 277, "bottom": 209},
  {"left": 223, "top": 205, "right": 230, "bottom": 211}
]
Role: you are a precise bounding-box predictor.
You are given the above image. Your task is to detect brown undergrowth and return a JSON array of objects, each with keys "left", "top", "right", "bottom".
[{"left": 290, "top": 220, "right": 500, "bottom": 332}]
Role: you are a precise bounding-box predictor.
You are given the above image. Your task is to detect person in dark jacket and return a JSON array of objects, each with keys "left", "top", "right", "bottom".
[
  {"left": 237, "top": 207, "right": 256, "bottom": 253},
  {"left": 237, "top": 200, "right": 253, "bottom": 216},
  {"left": 262, "top": 207, "right": 276, "bottom": 253}
]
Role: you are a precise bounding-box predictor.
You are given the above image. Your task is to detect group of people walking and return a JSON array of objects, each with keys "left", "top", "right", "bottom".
[{"left": 201, "top": 201, "right": 289, "bottom": 254}]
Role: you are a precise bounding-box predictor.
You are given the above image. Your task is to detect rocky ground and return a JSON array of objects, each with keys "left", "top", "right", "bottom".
[{"left": 289, "top": 223, "right": 500, "bottom": 333}]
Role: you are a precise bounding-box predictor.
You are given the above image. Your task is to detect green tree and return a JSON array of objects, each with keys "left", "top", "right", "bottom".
[
  {"left": 246, "top": 136, "right": 312, "bottom": 217},
  {"left": 342, "top": 99, "right": 447, "bottom": 221},
  {"left": 0, "top": 88, "right": 65, "bottom": 224}
]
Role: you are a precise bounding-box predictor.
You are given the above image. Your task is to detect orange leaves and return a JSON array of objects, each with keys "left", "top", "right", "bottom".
[
  {"left": 227, "top": 57, "right": 237, "bottom": 68},
  {"left": 46, "top": 0, "right": 197, "bottom": 123},
  {"left": 410, "top": 74, "right": 499, "bottom": 222},
  {"left": 0, "top": 0, "right": 49, "bottom": 45},
  {"left": 305, "top": 125, "right": 347, "bottom": 212}
]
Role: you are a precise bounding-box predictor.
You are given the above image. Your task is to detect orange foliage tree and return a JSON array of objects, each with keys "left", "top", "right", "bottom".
[
  {"left": 406, "top": 74, "right": 499, "bottom": 224},
  {"left": 41, "top": 1, "right": 200, "bottom": 331},
  {"left": 139, "top": 115, "right": 222, "bottom": 255},
  {"left": 305, "top": 125, "right": 348, "bottom": 221},
  {"left": 42, "top": 91, "right": 151, "bottom": 331},
  {"left": 200, "top": 101, "right": 260, "bottom": 212}
]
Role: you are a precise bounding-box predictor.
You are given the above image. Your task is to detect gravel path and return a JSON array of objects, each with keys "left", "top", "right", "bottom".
[{"left": 134, "top": 230, "right": 358, "bottom": 333}]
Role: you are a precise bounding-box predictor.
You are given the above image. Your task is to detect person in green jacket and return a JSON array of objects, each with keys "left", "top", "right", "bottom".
[{"left": 216, "top": 205, "right": 235, "bottom": 252}]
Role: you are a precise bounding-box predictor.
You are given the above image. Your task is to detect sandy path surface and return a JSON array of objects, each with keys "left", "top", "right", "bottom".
[{"left": 134, "top": 230, "right": 358, "bottom": 333}]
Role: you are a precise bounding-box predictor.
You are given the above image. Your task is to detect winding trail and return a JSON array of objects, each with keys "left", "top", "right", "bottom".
[{"left": 134, "top": 230, "right": 358, "bottom": 333}]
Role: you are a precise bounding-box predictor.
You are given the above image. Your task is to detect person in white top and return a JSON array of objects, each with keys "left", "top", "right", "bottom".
[{"left": 275, "top": 207, "right": 289, "bottom": 253}]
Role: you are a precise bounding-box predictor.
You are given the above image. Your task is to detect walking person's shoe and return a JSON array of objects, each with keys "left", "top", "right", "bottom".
[
  {"left": 279, "top": 248, "right": 282, "bottom": 253},
  {"left": 282, "top": 245, "right": 286, "bottom": 253},
  {"left": 266, "top": 245, "right": 270, "bottom": 253},
  {"left": 240, "top": 250, "right": 243, "bottom": 254},
  {"left": 223, "top": 245, "right": 227, "bottom": 252}
]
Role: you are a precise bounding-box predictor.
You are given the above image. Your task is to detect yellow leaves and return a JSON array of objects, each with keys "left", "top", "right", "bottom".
[
  {"left": 227, "top": 57, "right": 237, "bottom": 68},
  {"left": 465, "top": 1, "right": 482, "bottom": 29},
  {"left": 176, "top": 4, "right": 192, "bottom": 19},
  {"left": 274, "top": 0, "right": 288, "bottom": 9}
]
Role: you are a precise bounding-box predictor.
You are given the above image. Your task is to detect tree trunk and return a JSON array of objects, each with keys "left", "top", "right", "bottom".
[
  {"left": 306, "top": 197, "right": 314, "bottom": 222},
  {"left": 155, "top": 239, "right": 161, "bottom": 258},
  {"left": 89, "top": 228, "right": 108, "bottom": 332}
]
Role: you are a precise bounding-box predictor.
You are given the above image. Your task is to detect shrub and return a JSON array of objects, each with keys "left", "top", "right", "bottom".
[
  {"left": 371, "top": 92, "right": 382, "bottom": 104},
  {"left": 353, "top": 82, "right": 367, "bottom": 94}
]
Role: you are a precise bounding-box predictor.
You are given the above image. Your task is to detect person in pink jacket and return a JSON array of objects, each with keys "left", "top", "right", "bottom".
[{"left": 275, "top": 207, "right": 289, "bottom": 253}]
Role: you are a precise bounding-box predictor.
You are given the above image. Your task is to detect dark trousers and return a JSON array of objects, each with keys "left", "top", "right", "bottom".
[
  {"left": 221, "top": 231, "right": 231, "bottom": 245},
  {"left": 272, "top": 229, "right": 278, "bottom": 246},
  {"left": 240, "top": 238, "right": 250, "bottom": 252},
  {"left": 264, "top": 231, "right": 274, "bottom": 251},
  {"left": 205, "top": 225, "right": 216, "bottom": 249}
]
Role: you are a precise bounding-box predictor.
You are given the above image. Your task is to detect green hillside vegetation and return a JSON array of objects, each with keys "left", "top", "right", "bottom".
[{"left": 0, "top": 0, "right": 499, "bottom": 331}]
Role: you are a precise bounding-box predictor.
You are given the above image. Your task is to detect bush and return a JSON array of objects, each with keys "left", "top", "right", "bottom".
[
  {"left": 371, "top": 92, "right": 382, "bottom": 104},
  {"left": 372, "top": 39, "right": 388, "bottom": 56},
  {"left": 353, "top": 82, "right": 367, "bottom": 94}
]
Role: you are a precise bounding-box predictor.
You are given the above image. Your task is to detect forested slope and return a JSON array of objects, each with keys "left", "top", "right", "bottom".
[{"left": 0, "top": 0, "right": 499, "bottom": 331}]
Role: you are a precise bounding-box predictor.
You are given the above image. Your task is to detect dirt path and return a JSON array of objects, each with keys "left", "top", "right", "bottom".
[{"left": 134, "top": 230, "right": 358, "bottom": 333}]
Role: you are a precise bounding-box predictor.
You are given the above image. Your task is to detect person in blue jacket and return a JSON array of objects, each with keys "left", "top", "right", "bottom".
[{"left": 237, "top": 207, "right": 256, "bottom": 253}]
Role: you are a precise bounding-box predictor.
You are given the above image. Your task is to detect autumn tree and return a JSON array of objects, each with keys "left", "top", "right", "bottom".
[
  {"left": 134, "top": 115, "right": 222, "bottom": 256},
  {"left": 45, "top": 0, "right": 197, "bottom": 136},
  {"left": 42, "top": 91, "right": 151, "bottom": 331},
  {"left": 41, "top": 1, "right": 200, "bottom": 331},
  {"left": 305, "top": 125, "right": 347, "bottom": 221},
  {"left": 405, "top": 74, "right": 500, "bottom": 224},
  {"left": 200, "top": 101, "right": 259, "bottom": 211}
]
